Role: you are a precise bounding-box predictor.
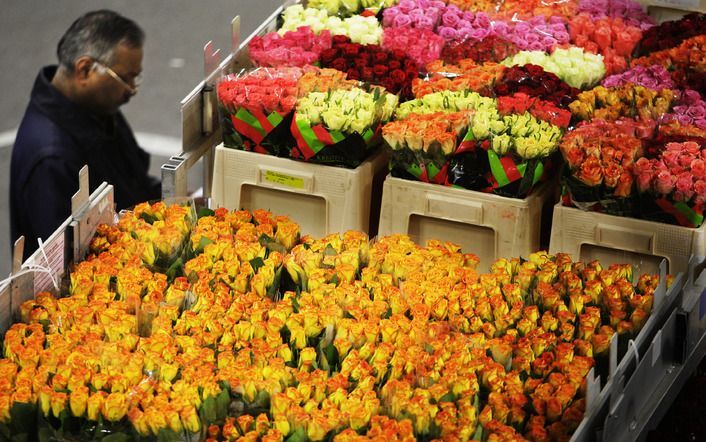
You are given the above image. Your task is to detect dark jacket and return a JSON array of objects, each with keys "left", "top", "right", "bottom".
[{"left": 11, "top": 66, "right": 161, "bottom": 259}]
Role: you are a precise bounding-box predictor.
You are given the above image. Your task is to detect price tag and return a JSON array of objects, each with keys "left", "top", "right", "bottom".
[
  {"left": 655, "top": 0, "right": 699, "bottom": 8},
  {"left": 264, "top": 170, "right": 305, "bottom": 189}
]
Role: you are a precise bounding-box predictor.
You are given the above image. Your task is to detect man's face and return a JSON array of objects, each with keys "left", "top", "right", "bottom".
[{"left": 85, "top": 43, "right": 143, "bottom": 114}]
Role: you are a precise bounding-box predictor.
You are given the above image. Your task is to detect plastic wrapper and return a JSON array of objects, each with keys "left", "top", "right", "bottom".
[
  {"left": 291, "top": 85, "right": 398, "bottom": 167},
  {"left": 415, "top": 62, "right": 505, "bottom": 97},
  {"left": 493, "top": 64, "right": 580, "bottom": 109},
  {"left": 115, "top": 199, "right": 197, "bottom": 280},
  {"left": 569, "top": 84, "right": 676, "bottom": 123},
  {"left": 217, "top": 67, "right": 304, "bottom": 157}
]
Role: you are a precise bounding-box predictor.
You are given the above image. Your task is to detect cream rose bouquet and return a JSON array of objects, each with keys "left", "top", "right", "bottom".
[{"left": 291, "top": 86, "right": 398, "bottom": 167}]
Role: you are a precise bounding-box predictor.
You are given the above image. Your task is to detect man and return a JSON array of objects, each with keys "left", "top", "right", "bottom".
[{"left": 11, "top": 10, "right": 161, "bottom": 259}]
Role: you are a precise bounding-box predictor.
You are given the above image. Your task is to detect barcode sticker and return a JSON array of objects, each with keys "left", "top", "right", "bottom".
[{"left": 264, "top": 170, "right": 305, "bottom": 189}]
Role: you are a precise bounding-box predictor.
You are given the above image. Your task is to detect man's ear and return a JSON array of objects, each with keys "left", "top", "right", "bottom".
[{"left": 74, "top": 56, "right": 94, "bottom": 81}]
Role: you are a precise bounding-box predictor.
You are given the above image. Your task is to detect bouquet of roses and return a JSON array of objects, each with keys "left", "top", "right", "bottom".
[
  {"left": 636, "top": 12, "right": 706, "bottom": 56},
  {"left": 382, "top": 26, "right": 445, "bottom": 70},
  {"left": 634, "top": 141, "right": 706, "bottom": 227},
  {"left": 491, "top": 15, "right": 571, "bottom": 53},
  {"left": 249, "top": 27, "right": 332, "bottom": 67},
  {"left": 291, "top": 86, "right": 398, "bottom": 167},
  {"left": 296, "top": 67, "right": 353, "bottom": 96},
  {"left": 631, "top": 36, "right": 706, "bottom": 92},
  {"left": 569, "top": 13, "right": 643, "bottom": 75},
  {"left": 279, "top": 5, "right": 383, "bottom": 45},
  {"left": 388, "top": 90, "right": 564, "bottom": 196},
  {"left": 415, "top": 62, "right": 505, "bottom": 97},
  {"left": 560, "top": 118, "right": 656, "bottom": 215},
  {"left": 383, "top": 110, "right": 481, "bottom": 185},
  {"left": 307, "top": 0, "right": 363, "bottom": 17},
  {"left": 497, "top": 93, "right": 572, "bottom": 129},
  {"left": 664, "top": 90, "right": 706, "bottom": 131},
  {"left": 382, "top": 0, "right": 446, "bottom": 31},
  {"left": 319, "top": 35, "right": 418, "bottom": 98},
  {"left": 602, "top": 64, "right": 675, "bottom": 90},
  {"left": 217, "top": 68, "right": 302, "bottom": 154},
  {"left": 500, "top": 0, "right": 579, "bottom": 20},
  {"left": 569, "top": 84, "right": 675, "bottom": 122},
  {"left": 433, "top": 6, "right": 494, "bottom": 42},
  {"left": 502, "top": 47, "right": 606, "bottom": 89},
  {"left": 578, "top": 0, "right": 654, "bottom": 31},
  {"left": 494, "top": 64, "right": 580, "bottom": 108},
  {"left": 440, "top": 35, "right": 520, "bottom": 64}
]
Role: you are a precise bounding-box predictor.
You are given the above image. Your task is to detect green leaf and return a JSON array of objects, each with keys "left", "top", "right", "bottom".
[
  {"left": 216, "top": 388, "right": 231, "bottom": 420},
  {"left": 439, "top": 392, "right": 457, "bottom": 403},
  {"left": 157, "top": 428, "right": 185, "bottom": 442},
  {"left": 200, "top": 396, "right": 217, "bottom": 426},
  {"left": 197, "top": 207, "right": 215, "bottom": 219},
  {"left": 139, "top": 212, "right": 159, "bottom": 224},
  {"left": 165, "top": 258, "right": 184, "bottom": 282},
  {"left": 323, "top": 342, "right": 339, "bottom": 372},
  {"left": 9, "top": 402, "right": 36, "bottom": 436},
  {"left": 291, "top": 296, "right": 301, "bottom": 314},
  {"left": 250, "top": 257, "right": 265, "bottom": 273},
  {"left": 195, "top": 236, "right": 214, "bottom": 253},
  {"left": 286, "top": 427, "right": 308, "bottom": 442},
  {"left": 102, "top": 433, "right": 132, "bottom": 442}
]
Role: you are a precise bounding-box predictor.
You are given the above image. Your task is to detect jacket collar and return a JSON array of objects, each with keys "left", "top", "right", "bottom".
[{"left": 31, "top": 65, "right": 121, "bottom": 147}]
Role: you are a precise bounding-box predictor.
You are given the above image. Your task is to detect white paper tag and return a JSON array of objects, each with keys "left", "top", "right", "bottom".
[
  {"left": 33, "top": 235, "right": 65, "bottom": 293},
  {"left": 652, "top": 332, "right": 662, "bottom": 367}
]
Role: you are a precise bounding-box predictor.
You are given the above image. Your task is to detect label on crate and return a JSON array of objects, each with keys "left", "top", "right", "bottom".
[
  {"left": 652, "top": 0, "right": 700, "bottom": 8},
  {"left": 32, "top": 235, "right": 65, "bottom": 294},
  {"left": 700, "top": 288, "right": 706, "bottom": 320},
  {"left": 263, "top": 170, "right": 305, "bottom": 189}
]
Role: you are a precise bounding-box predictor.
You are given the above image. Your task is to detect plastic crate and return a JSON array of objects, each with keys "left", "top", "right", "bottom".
[
  {"left": 377, "top": 176, "right": 556, "bottom": 272},
  {"left": 549, "top": 203, "right": 706, "bottom": 275},
  {"left": 211, "top": 145, "right": 389, "bottom": 237},
  {"left": 635, "top": 0, "right": 706, "bottom": 22}
]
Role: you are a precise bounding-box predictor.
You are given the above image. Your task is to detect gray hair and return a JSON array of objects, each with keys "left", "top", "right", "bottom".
[{"left": 57, "top": 10, "right": 144, "bottom": 70}]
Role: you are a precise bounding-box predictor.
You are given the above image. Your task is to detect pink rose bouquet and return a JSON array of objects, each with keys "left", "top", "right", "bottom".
[
  {"left": 382, "top": 0, "right": 446, "bottom": 31},
  {"left": 249, "top": 27, "right": 332, "bottom": 67},
  {"left": 382, "top": 27, "right": 444, "bottom": 70},
  {"left": 602, "top": 64, "right": 675, "bottom": 90}
]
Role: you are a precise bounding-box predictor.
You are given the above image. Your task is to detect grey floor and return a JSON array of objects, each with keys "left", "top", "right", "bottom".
[{"left": 0, "top": 0, "right": 281, "bottom": 276}]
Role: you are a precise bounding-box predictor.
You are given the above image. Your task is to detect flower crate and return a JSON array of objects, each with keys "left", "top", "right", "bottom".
[
  {"left": 549, "top": 202, "right": 706, "bottom": 275},
  {"left": 211, "top": 144, "right": 388, "bottom": 237},
  {"left": 377, "top": 175, "right": 557, "bottom": 272}
]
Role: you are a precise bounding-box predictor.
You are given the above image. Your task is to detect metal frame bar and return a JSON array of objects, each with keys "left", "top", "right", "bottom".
[{"left": 161, "top": 1, "right": 299, "bottom": 200}]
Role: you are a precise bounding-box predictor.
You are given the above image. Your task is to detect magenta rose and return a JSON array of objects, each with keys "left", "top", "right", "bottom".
[
  {"left": 393, "top": 14, "right": 413, "bottom": 28},
  {"left": 442, "top": 11, "right": 461, "bottom": 27}
]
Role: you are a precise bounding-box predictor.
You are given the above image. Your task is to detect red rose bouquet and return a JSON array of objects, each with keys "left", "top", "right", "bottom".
[
  {"left": 634, "top": 141, "right": 706, "bottom": 227},
  {"left": 493, "top": 64, "right": 580, "bottom": 109},
  {"left": 440, "top": 36, "right": 521, "bottom": 64},
  {"left": 217, "top": 68, "right": 303, "bottom": 155},
  {"left": 249, "top": 26, "right": 332, "bottom": 67},
  {"left": 635, "top": 12, "right": 706, "bottom": 57},
  {"left": 319, "top": 35, "right": 418, "bottom": 99}
]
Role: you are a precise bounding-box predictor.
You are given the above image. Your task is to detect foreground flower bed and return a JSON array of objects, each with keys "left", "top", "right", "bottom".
[{"left": 0, "top": 202, "right": 670, "bottom": 441}]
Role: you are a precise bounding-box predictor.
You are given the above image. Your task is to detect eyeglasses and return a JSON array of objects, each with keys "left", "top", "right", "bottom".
[{"left": 92, "top": 60, "right": 142, "bottom": 95}]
